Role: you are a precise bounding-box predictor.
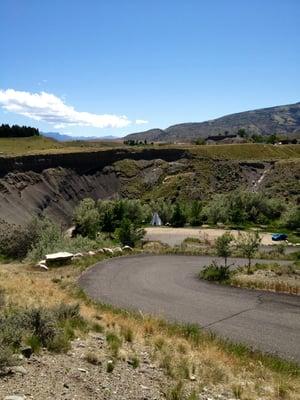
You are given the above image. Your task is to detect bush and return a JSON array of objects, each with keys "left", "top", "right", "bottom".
[
  {"left": 115, "top": 218, "right": 145, "bottom": 247},
  {"left": 54, "top": 303, "right": 80, "bottom": 322},
  {"left": 171, "top": 203, "right": 187, "bottom": 227},
  {"left": 98, "top": 199, "right": 151, "bottom": 232},
  {"left": 0, "top": 304, "right": 86, "bottom": 359},
  {"left": 0, "top": 346, "right": 14, "bottom": 369},
  {"left": 215, "top": 232, "right": 233, "bottom": 267},
  {"left": 281, "top": 206, "right": 300, "bottom": 230},
  {"left": 201, "top": 191, "right": 285, "bottom": 226},
  {"left": 189, "top": 200, "right": 203, "bottom": 226},
  {"left": 73, "top": 198, "right": 100, "bottom": 239},
  {"left": 25, "top": 218, "right": 63, "bottom": 262},
  {"left": 235, "top": 231, "right": 261, "bottom": 273},
  {"left": 199, "top": 261, "right": 231, "bottom": 282},
  {"left": 47, "top": 331, "right": 71, "bottom": 353},
  {"left": 106, "top": 332, "right": 122, "bottom": 357}
]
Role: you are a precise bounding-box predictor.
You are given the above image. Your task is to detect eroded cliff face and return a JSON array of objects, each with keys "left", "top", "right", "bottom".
[
  {"left": 0, "top": 148, "right": 297, "bottom": 226},
  {"left": 0, "top": 148, "right": 187, "bottom": 225}
]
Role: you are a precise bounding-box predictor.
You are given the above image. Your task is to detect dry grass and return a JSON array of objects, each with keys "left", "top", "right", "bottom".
[
  {"left": 0, "top": 261, "right": 299, "bottom": 399},
  {"left": 231, "top": 263, "right": 300, "bottom": 295},
  {"left": 1, "top": 137, "right": 299, "bottom": 161},
  {"left": 231, "top": 273, "right": 300, "bottom": 295},
  {"left": 0, "top": 136, "right": 123, "bottom": 155}
]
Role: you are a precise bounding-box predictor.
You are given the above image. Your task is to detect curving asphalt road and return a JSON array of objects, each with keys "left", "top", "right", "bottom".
[{"left": 79, "top": 254, "right": 300, "bottom": 362}]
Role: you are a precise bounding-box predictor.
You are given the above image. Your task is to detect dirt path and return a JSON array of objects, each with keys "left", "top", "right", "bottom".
[{"left": 145, "top": 227, "right": 276, "bottom": 246}]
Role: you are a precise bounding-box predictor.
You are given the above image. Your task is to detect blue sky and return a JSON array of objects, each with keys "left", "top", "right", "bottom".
[{"left": 0, "top": 0, "right": 299, "bottom": 137}]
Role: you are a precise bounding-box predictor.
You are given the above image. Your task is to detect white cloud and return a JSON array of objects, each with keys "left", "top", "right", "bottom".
[
  {"left": 0, "top": 89, "right": 134, "bottom": 129},
  {"left": 135, "top": 119, "right": 149, "bottom": 125}
]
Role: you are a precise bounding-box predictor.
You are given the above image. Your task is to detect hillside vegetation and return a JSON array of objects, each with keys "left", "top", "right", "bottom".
[
  {"left": 1, "top": 135, "right": 300, "bottom": 160},
  {"left": 0, "top": 136, "right": 123, "bottom": 155},
  {"left": 125, "top": 101, "right": 300, "bottom": 142}
]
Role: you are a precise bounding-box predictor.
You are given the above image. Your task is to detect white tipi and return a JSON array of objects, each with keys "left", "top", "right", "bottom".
[{"left": 151, "top": 212, "right": 162, "bottom": 226}]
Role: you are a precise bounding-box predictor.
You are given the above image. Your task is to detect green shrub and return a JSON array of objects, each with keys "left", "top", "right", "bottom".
[
  {"left": 47, "top": 331, "right": 71, "bottom": 353},
  {"left": 25, "top": 219, "right": 63, "bottom": 262},
  {"left": 281, "top": 206, "right": 300, "bottom": 230},
  {"left": 0, "top": 346, "right": 14, "bottom": 368},
  {"left": 0, "top": 304, "right": 86, "bottom": 358},
  {"left": 199, "top": 261, "right": 231, "bottom": 282},
  {"left": 129, "top": 354, "right": 140, "bottom": 369},
  {"left": 106, "top": 332, "right": 122, "bottom": 357},
  {"left": 54, "top": 303, "right": 80, "bottom": 322},
  {"left": 115, "top": 219, "right": 145, "bottom": 247},
  {"left": 26, "top": 335, "right": 41, "bottom": 353},
  {"left": 189, "top": 200, "right": 203, "bottom": 226},
  {"left": 73, "top": 198, "right": 100, "bottom": 239},
  {"left": 171, "top": 203, "right": 187, "bottom": 227},
  {"left": 85, "top": 351, "right": 101, "bottom": 365}
]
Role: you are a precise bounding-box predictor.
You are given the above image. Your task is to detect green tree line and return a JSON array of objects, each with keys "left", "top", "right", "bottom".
[{"left": 0, "top": 124, "right": 40, "bottom": 138}]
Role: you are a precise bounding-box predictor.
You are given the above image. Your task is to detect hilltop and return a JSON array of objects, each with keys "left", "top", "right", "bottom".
[{"left": 125, "top": 101, "right": 300, "bottom": 142}]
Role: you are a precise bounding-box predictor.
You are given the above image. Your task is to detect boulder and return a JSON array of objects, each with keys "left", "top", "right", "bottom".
[
  {"left": 103, "top": 248, "right": 113, "bottom": 255},
  {"left": 113, "top": 247, "right": 123, "bottom": 253},
  {"left": 122, "top": 245, "right": 133, "bottom": 252},
  {"left": 72, "top": 252, "right": 83, "bottom": 260},
  {"left": 35, "top": 260, "right": 48, "bottom": 270},
  {"left": 21, "top": 346, "right": 33, "bottom": 358},
  {"left": 88, "top": 251, "right": 96, "bottom": 256},
  {"left": 45, "top": 252, "right": 73, "bottom": 266}
]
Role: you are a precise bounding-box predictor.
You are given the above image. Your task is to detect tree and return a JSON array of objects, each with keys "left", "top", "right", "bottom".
[
  {"left": 73, "top": 198, "right": 100, "bottom": 239},
  {"left": 235, "top": 231, "right": 261, "bottom": 274},
  {"left": 194, "top": 138, "right": 205, "bottom": 145},
  {"left": 171, "top": 203, "right": 186, "bottom": 227},
  {"left": 189, "top": 200, "right": 203, "bottom": 226},
  {"left": 237, "top": 128, "right": 247, "bottom": 138},
  {"left": 266, "top": 134, "right": 277, "bottom": 144},
  {"left": 281, "top": 206, "right": 300, "bottom": 230},
  {"left": 115, "top": 218, "right": 145, "bottom": 247},
  {"left": 215, "top": 232, "right": 233, "bottom": 268}
]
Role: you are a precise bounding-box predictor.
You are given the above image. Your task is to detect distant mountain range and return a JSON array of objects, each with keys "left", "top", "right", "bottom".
[
  {"left": 124, "top": 102, "right": 300, "bottom": 142},
  {"left": 42, "top": 131, "right": 118, "bottom": 142}
]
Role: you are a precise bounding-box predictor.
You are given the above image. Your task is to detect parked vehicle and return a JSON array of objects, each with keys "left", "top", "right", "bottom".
[{"left": 272, "top": 233, "right": 288, "bottom": 241}]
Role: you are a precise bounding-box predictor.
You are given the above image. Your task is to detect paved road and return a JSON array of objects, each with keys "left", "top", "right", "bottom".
[{"left": 79, "top": 254, "right": 300, "bottom": 362}]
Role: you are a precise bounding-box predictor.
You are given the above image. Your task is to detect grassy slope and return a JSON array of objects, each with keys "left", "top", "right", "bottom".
[
  {"left": 188, "top": 143, "right": 300, "bottom": 160},
  {"left": 0, "top": 136, "right": 300, "bottom": 160},
  {"left": 0, "top": 136, "right": 123, "bottom": 155}
]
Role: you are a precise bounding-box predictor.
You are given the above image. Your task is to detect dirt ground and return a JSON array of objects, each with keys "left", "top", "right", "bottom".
[{"left": 144, "top": 227, "right": 277, "bottom": 247}]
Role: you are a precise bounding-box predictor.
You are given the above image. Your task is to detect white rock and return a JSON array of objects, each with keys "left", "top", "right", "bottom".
[
  {"left": 12, "top": 366, "right": 27, "bottom": 375},
  {"left": 122, "top": 245, "right": 133, "bottom": 251},
  {"left": 35, "top": 261, "right": 48, "bottom": 270},
  {"left": 88, "top": 251, "right": 96, "bottom": 256},
  {"left": 77, "top": 367, "right": 88, "bottom": 373},
  {"left": 5, "top": 396, "right": 26, "bottom": 400},
  {"left": 73, "top": 252, "right": 83, "bottom": 258},
  {"left": 45, "top": 252, "right": 73, "bottom": 265},
  {"left": 113, "top": 247, "right": 123, "bottom": 253},
  {"left": 103, "top": 248, "right": 113, "bottom": 254},
  {"left": 97, "top": 248, "right": 104, "bottom": 253}
]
